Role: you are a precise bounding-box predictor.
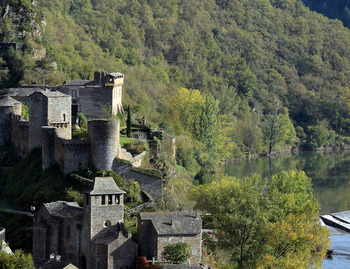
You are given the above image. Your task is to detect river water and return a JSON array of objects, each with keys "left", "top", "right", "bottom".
[{"left": 224, "top": 150, "right": 350, "bottom": 268}]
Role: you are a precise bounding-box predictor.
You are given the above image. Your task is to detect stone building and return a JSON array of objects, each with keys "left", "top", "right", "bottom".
[
  {"left": 137, "top": 212, "right": 202, "bottom": 265},
  {"left": 33, "top": 177, "right": 137, "bottom": 269}
]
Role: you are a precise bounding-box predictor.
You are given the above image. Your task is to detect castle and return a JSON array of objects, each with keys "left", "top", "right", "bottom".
[
  {"left": 0, "top": 71, "right": 142, "bottom": 173},
  {"left": 33, "top": 177, "right": 202, "bottom": 269},
  {"left": 0, "top": 71, "right": 162, "bottom": 199}
]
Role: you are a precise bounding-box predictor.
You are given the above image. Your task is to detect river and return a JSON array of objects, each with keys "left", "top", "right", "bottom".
[{"left": 224, "top": 150, "right": 350, "bottom": 268}]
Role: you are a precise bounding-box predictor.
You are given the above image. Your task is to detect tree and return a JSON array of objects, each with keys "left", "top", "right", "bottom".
[
  {"left": 189, "top": 170, "right": 329, "bottom": 268},
  {"left": 0, "top": 248, "right": 35, "bottom": 269},
  {"left": 126, "top": 105, "right": 132, "bottom": 138},
  {"left": 264, "top": 102, "right": 296, "bottom": 154},
  {"left": 162, "top": 242, "right": 191, "bottom": 264}
]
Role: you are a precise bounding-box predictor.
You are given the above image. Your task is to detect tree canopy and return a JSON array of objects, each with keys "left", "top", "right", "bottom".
[
  {"left": 189, "top": 170, "right": 329, "bottom": 268},
  {"left": 162, "top": 242, "right": 191, "bottom": 264}
]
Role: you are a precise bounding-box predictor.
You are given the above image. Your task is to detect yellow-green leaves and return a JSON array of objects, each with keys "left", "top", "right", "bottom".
[{"left": 189, "top": 170, "right": 329, "bottom": 268}]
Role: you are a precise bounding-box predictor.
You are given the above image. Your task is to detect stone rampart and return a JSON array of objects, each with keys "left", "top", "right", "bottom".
[
  {"left": 112, "top": 160, "right": 162, "bottom": 200},
  {"left": 54, "top": 136, "right": 90, "bottom": 174},
  {"left": 11, "top": 114, "right": 29, "bottom": 156}
]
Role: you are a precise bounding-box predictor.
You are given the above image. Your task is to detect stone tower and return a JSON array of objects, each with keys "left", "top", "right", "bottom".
[
  {"left": 0, "top": 96, "right": 22, "bottom": 147},
  {"left": 88, "top": 119, "right": 120, "bottom": 170},
  {"left": 29, "top": 91, "right": 71, "bottom": 149},
  {"left": 82, "top": 177, "right": 126, "bottom": 267}
]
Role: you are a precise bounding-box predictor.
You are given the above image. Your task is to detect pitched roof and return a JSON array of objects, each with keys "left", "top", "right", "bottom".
[
  {"left": 91, "top": 229, "right": 120, "bottom": 245},
  {"left": 7, "top": 87, "right": 43, "bottom": 97},
  {"left": 109, "top": 72, "right": 124, "bottom": 78},
  {"left": 83, "top": 177, "right": 126, "bottom": 195},
  {"left": 0, "top": 96, "right": 21, "bottom": 106},
  {"left": 43, "top": 201, "right": 83, "bottom": 221},
  {"left": 31, "top": 90, "right": 70, "bottom": 98},
  {"left": 139, "top": 212, "right": 202, "bottom": 235},
  {"left": 38, "top": 260, "right": 78, "bottom": 269},
  {"left": 62, "top": 80, "right": 92, "bottom": 86}
]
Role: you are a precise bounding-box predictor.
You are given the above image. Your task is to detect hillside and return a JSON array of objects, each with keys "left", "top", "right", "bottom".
[{"left": 3, "top": 0, "right": 350, "bottom": 166}]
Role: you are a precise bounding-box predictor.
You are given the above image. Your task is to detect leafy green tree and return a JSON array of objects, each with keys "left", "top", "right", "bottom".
[
  {"left": 162, "top": 242, "right": 191, "bottom": 264},
  {"left": 0, "top": 248, "right": 35, "bottom": 269},
  {"left": 126, "top": 105, "right": 132, "bottom": 138},
  {"left": 189, "top": 170, "right": 329, "bottom": 268}
]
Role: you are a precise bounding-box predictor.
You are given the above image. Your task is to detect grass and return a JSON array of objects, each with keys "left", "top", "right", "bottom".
[{"left": 119, "top": 135, "right": 138, "bottom": 147}]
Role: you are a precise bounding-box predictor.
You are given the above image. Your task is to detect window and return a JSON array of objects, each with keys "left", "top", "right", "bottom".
[
  {"left": 115, "top": 195, "right": 120, "bottom": 204},
  {"left": 101, "top": 195, "right": 105, "bottom": 205},
  {"left": 63, "top": 114, "right": 66, "bottom": 121},
  {"left": 78, "top": 163, "right": 83, "bottom": 171},
  {"left": 192, "top": 249, "right": 196, "bottom": 255},
  {"left": 108, "top": 195, "right": 112, "bottom": 204},
  {"left": 178, "top": 237, "right": 184, "bottom": 243}
]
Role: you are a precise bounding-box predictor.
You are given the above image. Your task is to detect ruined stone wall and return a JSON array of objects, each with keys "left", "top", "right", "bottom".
[
  {"left": 11, "top": 114, "right": 29, "bottom": 156},
  {"left": 48, "top": 96, "right": 71, "bottom": 139},
  {"left": 29, "top": 93, "right": 47, "bottom": 149},
  {"left": 88, "top": 120, "right": 120, "bottom": 170},
  {"left": 54, "top": 137, "right": 90, "bottom": 174}
]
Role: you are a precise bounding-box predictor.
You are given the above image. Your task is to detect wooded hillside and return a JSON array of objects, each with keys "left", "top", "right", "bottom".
[{"left": 3, "top": 0, "right": 350, "bottom": 167}]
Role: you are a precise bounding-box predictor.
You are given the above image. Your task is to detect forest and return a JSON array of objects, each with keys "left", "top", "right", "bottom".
[{"left": 3, "top": 0, "right": 350, "bottom": 177}]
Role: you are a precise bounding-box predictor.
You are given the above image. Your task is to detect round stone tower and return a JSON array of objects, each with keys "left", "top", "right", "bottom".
[
  {"left": 0, "top": 96, "right": 22, "bottom": 147},
  {"left": 88, "top": 119, "right": 120, "bottom": 170}
]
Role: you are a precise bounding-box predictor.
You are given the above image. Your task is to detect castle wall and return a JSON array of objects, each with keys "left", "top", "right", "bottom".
[
  {"left": 0, "top": 106, "right": 14, "bottom": 147},
  {"left": 121, "top": 170, "right": 162, "bottom": 200},
  {"left": 88, "top": 120, "right": 120, "bottom": 170},
  {"left": 11, "top": 115, "right": 29, "bottom": 156},
  {"left": 29, "top": 93, "right": 48, "bottom": 149},
  {"left": 58, "top": 86, "right": 114, "bottom": 119},
  {"left": 54, "top": 137, "right": 90, "bottom": 174},
  {"left": 42, "top": 127, "right": 56, "bottom": 170}
]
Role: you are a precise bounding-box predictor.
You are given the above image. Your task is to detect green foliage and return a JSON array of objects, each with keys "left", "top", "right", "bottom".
[
  {"left": 189, "top": 170, "right": 329, "bottom": 268},
  {"left": 0, "top": 248, "right": 34, "bottom": 269},
  {"left": 162, "top": 242, "right": 191, "bottom": 264},
  {"left": 306, "top": 124, "right": 328, "bottom": 149},
  {"left": 21, "top": 103, "right": 29, "bottom": 121},
  {"left": 126, "top": 105, "right": 132, "bottom": 138}
]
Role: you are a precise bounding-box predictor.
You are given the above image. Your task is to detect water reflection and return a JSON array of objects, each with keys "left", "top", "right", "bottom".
[
  {"left": 224, "top": 151, "right": 350, "bottom": 268},
  {"left": 224, "top": 151, "right": 350, "bottom": 214}
]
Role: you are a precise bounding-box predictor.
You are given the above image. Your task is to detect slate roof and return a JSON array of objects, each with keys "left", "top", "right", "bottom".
[
  {"left": 109, "top": 72, "right": 124, "bottom": 78},
  {"left": 44, "top": 201, "right": 83, "bottom": 221},
  {"left": 31, "top": 90, "right": 70, "bottom": 98},
  {"left": 62, "top": 80, "right": 92, "bottom": 86},
  {"left": 83, "top": 177, "right": 126, "bottom": 195},
  {"left": 7, "top": 87, "right": 43, "bottom": 97},
  {"left": 38, "top": 260, "right": 78, "bottom": 269},
  {"left": 0, "top": 96, "right": 21, "bottom": 106},
  {"left": 91, "top": 229, "right": 120, "bottom": 245},
  {"left": 139, "top": 212, "right": 202, "bottom": 235}
]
